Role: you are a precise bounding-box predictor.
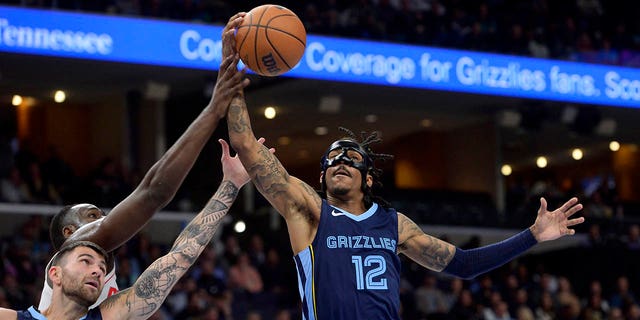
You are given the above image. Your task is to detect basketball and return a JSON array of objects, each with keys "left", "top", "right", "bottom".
[{"left": 235, "top": 4, "right": 306, "bottom": 77}]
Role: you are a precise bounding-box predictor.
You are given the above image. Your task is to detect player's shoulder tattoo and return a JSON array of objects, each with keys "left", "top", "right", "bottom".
[{"left": 397, "top": 213, "right": 423, "bottom": 238}]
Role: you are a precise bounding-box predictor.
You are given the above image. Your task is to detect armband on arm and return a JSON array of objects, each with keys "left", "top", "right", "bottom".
[{"left": 442, "top": 228, "right": 538, "bottom": 279}]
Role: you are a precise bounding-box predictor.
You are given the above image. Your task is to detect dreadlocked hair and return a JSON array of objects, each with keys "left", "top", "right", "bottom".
[{"left": 338, "top": 127, "right": 394, "bottom": 208}]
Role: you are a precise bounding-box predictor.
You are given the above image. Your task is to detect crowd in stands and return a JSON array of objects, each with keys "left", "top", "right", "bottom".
[
  {"left": 0, "top": 142, "right": 137, "bottom": 208},
  {"left": 1, "top": 0, "right": 639, "bottom": 66},
  {"left": 2, "top": 207, "right": 640, "bottom": 319}
]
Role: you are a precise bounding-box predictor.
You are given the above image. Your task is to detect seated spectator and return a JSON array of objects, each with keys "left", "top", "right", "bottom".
[
  {"left": 608, "top": 307, "right": 625, "bottom": 320},
  {"left": 610, "top": 276, "right": 637, "bottom": 309},
  {"left": 174, "top": 289, "right": 210, "bottom": 319},
  {"left": 274, "top": 308, "right": 292, "bottom": 320},
  {"left": 626, "top": 303, "right": 640, "bottom": 320},
  {"left": 625, "top": 224, "right": 640, "bottom": 251},
  {"left": 555, "top": 276, "right": 582, "bottom": 319},
  {"left": 23, "top": 161, "right": 61, "bottom": 204},
  {"left": 0, "top": 166, "right": 31, "bottom": 203},
  {"left": 483, "top": 294, "right": 512, "bottom": 320},
  {"left": 413, "top": 273, "right": 448, "bottom": 318},
  {"left": 87, "top": 156, "right": 129, "bottom": 207},
  {"left": 449, "top": 289, "right": 480, "bottom": 319},
  {"left": 228, "top": 252, "right": 263, "bottom": 294},
  {"left": 535, "top": 292, "right": 557, "bottom": 320}
]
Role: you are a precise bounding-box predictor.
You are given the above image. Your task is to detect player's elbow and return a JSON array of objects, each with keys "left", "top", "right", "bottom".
[
  {"left": 441, "top": 249, "right": 481, "bottom": 280},
  {"left": 135, "top": 176, "right": 175, "bottom": 209}
]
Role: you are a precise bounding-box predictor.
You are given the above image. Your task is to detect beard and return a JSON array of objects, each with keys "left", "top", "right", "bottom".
[
  {"left": 329, "top": 185, "right": 350, "bottom": 196},
  {"left": 61, "top": 274, "right": 100, "bottom": 308}
]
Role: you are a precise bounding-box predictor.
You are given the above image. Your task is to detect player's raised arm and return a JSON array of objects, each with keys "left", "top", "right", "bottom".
[
  {"left": 226, "top": 91, "right": 321, "bottom": 253},
  {"left": 225, "top": 15, "right": 320, "bottom": 253},
  {"left": 99, "top": 139, "right": 250, "bottom": 319},
  {"left": 67, "top": 15, "right": 249, "bottom": 252}
]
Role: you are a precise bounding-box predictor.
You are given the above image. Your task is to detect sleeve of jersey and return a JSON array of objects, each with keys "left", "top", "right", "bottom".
[{"left": 442, "top": 228, "right": 538, "bottom": 280}]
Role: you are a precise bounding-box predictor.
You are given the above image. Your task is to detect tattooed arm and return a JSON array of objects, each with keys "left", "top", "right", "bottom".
[
  {"left": 98, "top": 139, "right": 249, "bottom": 320},
  {"left": 226, "top": 87, "right": 321, "bottom": 254},
  {"left": 398, "top": 201, "right": 578, "bottom": 279},
  {"left": 397, "top": 213, "right": 456, "bottom": 272}
]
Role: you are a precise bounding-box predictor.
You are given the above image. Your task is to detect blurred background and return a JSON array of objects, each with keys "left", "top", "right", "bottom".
[{"left": 1, "top": 1, "right": 639, "bottom": 319}]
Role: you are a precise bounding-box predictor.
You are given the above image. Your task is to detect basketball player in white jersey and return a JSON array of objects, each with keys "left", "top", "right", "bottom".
[
  {"left": 37, "top": 13, "right": 249, "bottom": 311},
  {"left": 3, "top": 133, "right": 267, "bottom": 320}
]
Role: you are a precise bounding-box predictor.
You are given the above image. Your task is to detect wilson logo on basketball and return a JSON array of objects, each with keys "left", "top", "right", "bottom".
[{"left": 261, "top": 53, "right": 281, "bottom": 75}]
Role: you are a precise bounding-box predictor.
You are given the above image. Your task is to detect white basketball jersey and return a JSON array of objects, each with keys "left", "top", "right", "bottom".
[{"left": 38, "top": 252, "right": 119, "bottom": 311}]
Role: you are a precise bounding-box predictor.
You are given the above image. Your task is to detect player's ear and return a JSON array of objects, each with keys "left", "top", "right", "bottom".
[
  {"left": 49, "top": 266, "right": 62, "bottom": 285},
  {"left": 366, "top": 174, "right": 373, "bottom": 188},
  {"left": 62, "top": 225, "right": 77, "bottom": 238},
  {"left": 319, "top": 171, "right": 325, "bottom": 185}
]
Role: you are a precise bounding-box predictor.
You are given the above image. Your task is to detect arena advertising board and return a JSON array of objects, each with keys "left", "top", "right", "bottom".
[{"left": 1, "top": 6, "right": 638, "bottom": 107}]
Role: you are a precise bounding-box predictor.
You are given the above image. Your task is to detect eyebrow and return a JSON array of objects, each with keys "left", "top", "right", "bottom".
[{"left": 78, "top": 253, "right": 107, "bottom": 269}]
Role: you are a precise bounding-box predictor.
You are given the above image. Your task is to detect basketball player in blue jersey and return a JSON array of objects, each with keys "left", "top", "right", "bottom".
[
  {"left": 0, "top": 135, "right": 270, "bottom": 320},
  {"left": 36, "top": 13, "right": 250, "bottom": 311},
  {"left": 223, "top": 16, "right": 585, "bottom": 318}
]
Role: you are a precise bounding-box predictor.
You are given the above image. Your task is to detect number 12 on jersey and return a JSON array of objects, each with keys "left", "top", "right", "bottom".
[{"left": 351, "top": 255, "right": 388, "bottom": 290}]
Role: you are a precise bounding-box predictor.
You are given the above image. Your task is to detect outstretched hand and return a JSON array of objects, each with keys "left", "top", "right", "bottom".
[
  {"left": 209, "top": 12, "right": 250, "bottom": 120},
  {"left": 219, "top": 137, "right": 274, "bottom": 188},
  {"left": 222, "top": 12, "right": 245, "bottom": 58},
  {"left": 530, "top": 197, "right": 585, "bottom": 242}
]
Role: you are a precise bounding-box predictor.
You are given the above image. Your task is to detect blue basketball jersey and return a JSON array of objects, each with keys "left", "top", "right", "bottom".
[
  {"left": 294, "top": 200, "right": 401, "bottom": 320},
  {"left": 17, "top": 306, "right": 103, "bottom": 320}
]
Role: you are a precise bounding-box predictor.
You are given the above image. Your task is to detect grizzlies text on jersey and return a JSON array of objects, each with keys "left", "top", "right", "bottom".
[{"left": 294, "top": 200, "right": 401, "bottom": 320}]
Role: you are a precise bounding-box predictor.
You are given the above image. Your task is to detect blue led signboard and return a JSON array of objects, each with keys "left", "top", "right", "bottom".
[{"left": 1, "top": 6, "right": 638, "bottom": 107}]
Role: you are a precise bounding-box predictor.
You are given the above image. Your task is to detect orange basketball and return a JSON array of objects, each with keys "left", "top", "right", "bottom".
[{"left": 235, "top": 4, "right": 307, "bottom": 77}]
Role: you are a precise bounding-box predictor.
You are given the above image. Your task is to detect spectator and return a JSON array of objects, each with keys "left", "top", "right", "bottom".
[
  {"left": 220, "top": 234, "right": 242, "bottom": 270},
  {"left": 625, "top": 224, "right": 640, "bottom": 251},
  {"left": 413, "top": 273, "right": 448, "bottom": 318},
  {"left": 41, "top": 145, "right": 75, "bottom": 202},
  {"left": 259, "top": 248, "right": 288, "bottom": 294},
  {"left": 555, "top": 276, "right": 582, "bottom": 319},
  {"left": 248, "top": 234, "right": 266, "bottom": 268},
  {"left": 165, "top": 277, "right": 198, "bottom": 316},
  {"left": 513, "top": 288, "right": 534, "bottom": 320},
  {"left": 228, "top": 252, "right": 263, "bottom": 294},
  {"left": 442, "top": 277, "right": 464, "bottom": 311},
  {"left": 610, "top": 276, "right": 637, "bottom": 309},
  {"left": 0, "top": 166, "right": 31, "bottom": 203},
  {"left": 23, "top": 161, "right": 61, "bottom": 204},
  {"left": 199, "top": 305, "right": 223, "bottom": 320},
  {"left": 534, "top": 292, "right": 557, "bottom": 320},
  {"left": 274, "top": 308, "right": 292, "bottom": 320},
  {"left": 197, "top": 254, "right": 228, "bottom": 298},
  {"left": 626, "top": 303, "right": 640, "bottom": 320},
  {"left": 175, "top": 289, "right": 209, "bottom": 320},
  {"left": 483, "top": 293, "right": 512, "bottom": 320},
  {"left": 583, "top": 223, "right": 607, "bottom": 248},
  {"left": 246, "top": 310, "right": 262, "bottom": 320},
  {"left": 608, "top": 307, "right": 625, "bottom": 320},
  {"left": 449, "top": 289, "right": 481, "bottom": 319},
  {"left": 87, "top": 156, "right": 129, "bottom": 207}
]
